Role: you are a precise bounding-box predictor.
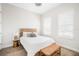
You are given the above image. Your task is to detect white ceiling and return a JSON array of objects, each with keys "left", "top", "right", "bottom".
[{"left": 10, "top": 3, "right": 60, "bottom": 14}]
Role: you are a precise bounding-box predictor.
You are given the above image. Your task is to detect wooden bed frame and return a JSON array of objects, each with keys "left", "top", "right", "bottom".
[
  {"left": 20, "top": 28, "right": 37, "bottom": 32},
  {"left": 19, "top": 28, "right": 37, "bottom": 37}
]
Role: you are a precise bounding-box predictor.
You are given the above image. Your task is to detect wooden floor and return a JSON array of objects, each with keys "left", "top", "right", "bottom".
[{"left": 0, "top": 46, "right": 79, "bottom": 56}]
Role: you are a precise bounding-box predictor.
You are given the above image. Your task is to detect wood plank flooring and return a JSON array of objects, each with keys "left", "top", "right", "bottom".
[{"left": 0, "top": 46, "right": 79, "bottom": 56}]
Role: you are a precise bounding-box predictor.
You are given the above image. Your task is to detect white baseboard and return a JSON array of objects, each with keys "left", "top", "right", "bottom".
[
  {"left": 57, "top": 43, "right": 79, "bottom": 53},
  {"left": 2, "top": 44, "right": 12, "bottom": 49},
  {"left": 0, "top": 45, "right": 1, "bottom": 50},
  {"left": 0, "top": 43, "right": 2, "bottom": 50}
]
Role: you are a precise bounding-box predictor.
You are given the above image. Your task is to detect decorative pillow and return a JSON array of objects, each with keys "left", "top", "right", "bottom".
[{"left": 27, "top": 32, "right": 37, "bottom": 37}]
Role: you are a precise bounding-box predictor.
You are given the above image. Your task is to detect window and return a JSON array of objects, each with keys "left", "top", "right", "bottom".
[
  {"left": 0, "top": 4, "right": 1, "bottom": 44},
  {"left": 43, "top": 17, "right": 52, "bottom": 35},
  {"left": 58, "top": 11, "right": 74, "bottom": 38}
]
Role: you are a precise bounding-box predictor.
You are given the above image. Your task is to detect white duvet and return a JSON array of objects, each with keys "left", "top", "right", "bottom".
[{"left": 20, "top": 36, "right": 55, "bottom": 56}]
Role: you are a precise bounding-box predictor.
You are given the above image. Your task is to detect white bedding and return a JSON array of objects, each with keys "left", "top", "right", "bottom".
[{"left": 20, "top": 36, "right": 55, "bottom": 56}]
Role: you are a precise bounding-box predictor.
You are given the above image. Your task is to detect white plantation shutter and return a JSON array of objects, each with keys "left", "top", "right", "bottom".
[
  {"left": 0, "top": 4, "right": 1, "bottom": 44},
  {"left": 58, "top": 11, "right": 74, "bottom": 38}
]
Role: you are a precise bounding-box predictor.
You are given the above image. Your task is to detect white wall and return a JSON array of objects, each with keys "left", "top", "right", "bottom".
[
  {"left": 2, "top": 4, "right": 40, "bottom": 48},
  {"left": 41, "top": 3, "right": 79, "bottom": 52},
  {"left": 0, "top": 4, "right": 2, "bottom": 49},
  {"left": 74, "top": 4, "right": 79, "bottom": 50}
]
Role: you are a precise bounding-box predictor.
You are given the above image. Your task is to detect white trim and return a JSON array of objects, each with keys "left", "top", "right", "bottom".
[
  {"left": 2, "top": 44, "right": 12, "bottom": 49},
  {"left": 57, "top": 43, "right": 79, "bottom": 53},
  {"left": 0, "top": 44, "right": 2, "bottom": 50}
]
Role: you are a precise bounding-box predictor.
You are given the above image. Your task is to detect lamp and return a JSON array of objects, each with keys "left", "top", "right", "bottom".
[{"left": 14, "top": 31, "right": 19, "bottom": 40}]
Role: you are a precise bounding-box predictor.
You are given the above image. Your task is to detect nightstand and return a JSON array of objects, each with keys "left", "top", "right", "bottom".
[
  {"left": 13, "top": 36, "right": 20, "bottom": 48},
  {"left": 13, "top": 40, "right": 20, "bottom": 48}
]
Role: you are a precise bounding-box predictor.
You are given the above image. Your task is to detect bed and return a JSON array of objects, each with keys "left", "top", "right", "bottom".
[{"left": 19, "top": 28, "right": 56, "bottom": 56}]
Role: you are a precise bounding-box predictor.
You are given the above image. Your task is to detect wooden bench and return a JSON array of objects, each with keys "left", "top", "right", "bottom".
[{"left": 39, "top": 44, "right": 61, "bottom": 56}]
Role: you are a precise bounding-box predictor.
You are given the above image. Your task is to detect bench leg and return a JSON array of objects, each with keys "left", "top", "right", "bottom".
[{"left": 59, "top": 47, "right": 61, "bottom": 56}]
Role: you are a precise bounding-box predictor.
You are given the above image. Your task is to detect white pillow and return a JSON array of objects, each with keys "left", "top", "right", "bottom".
[
  {"left": 23, "top": 32, "right": 31, "bottom": 37},
  {"left": 32, "top": 32, "right": 39, "bottom": 36},
  {"left": 23, "top": 32, "right": 38, "bottom": 37}
]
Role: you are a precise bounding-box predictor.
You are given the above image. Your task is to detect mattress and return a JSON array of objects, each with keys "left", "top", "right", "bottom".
[{"left": 20, "top": 36, "right": 56, "bottom": 56}]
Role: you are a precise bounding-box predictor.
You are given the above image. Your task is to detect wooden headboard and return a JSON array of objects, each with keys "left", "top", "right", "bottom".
[{"left": 19, "top": 28, "right": 37, "bottom": 37}]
